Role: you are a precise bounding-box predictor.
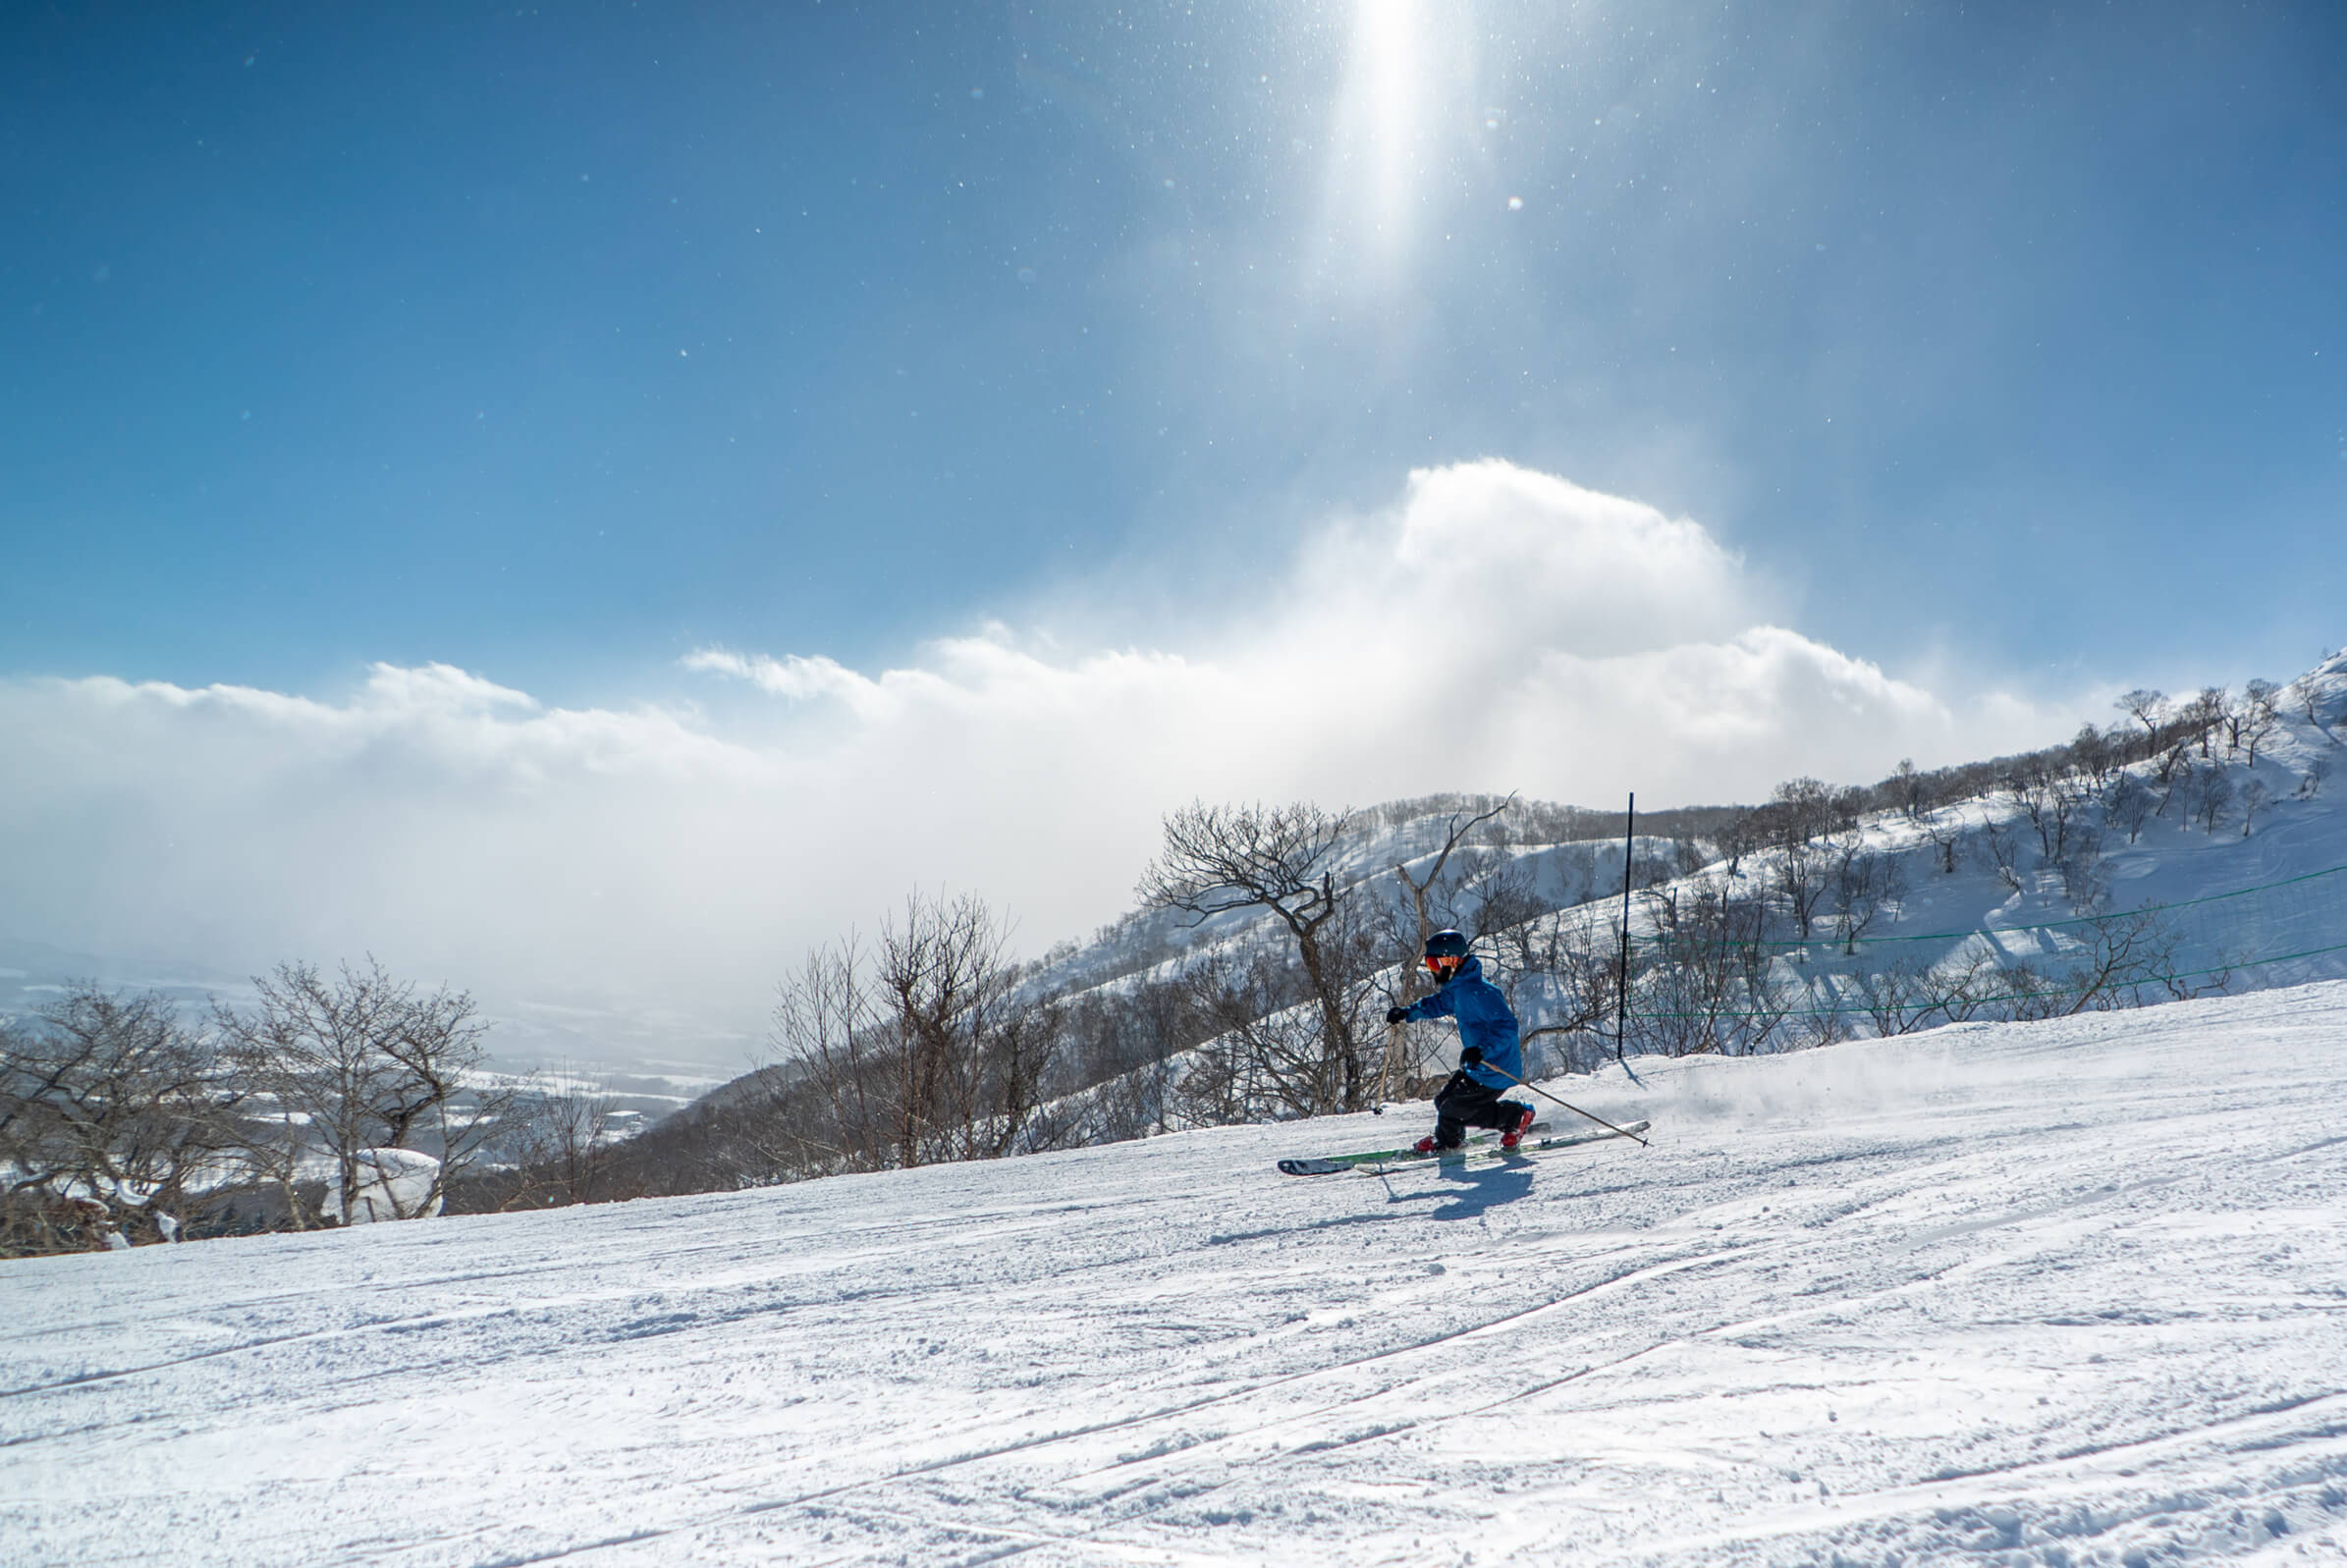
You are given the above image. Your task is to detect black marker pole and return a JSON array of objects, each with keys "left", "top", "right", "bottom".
[{"left": 1616, "top": 791, "right": 1634, "bottom": 1066}]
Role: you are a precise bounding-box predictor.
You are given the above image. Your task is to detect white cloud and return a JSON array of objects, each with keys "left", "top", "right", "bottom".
[{"left": 0, "top": 462, "right": 2080, "bottom": 1060}]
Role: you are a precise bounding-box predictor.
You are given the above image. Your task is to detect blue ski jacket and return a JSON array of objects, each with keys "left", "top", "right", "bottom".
[{"left": 1399, "top": 955, "right": 1522, "bottom": 1092}]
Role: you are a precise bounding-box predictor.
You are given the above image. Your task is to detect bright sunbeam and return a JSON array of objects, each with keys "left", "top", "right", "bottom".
[
  {"left": 1319, "top": 0, "right": 1448, "bottom": 291},
  {"left": 1358, "top": 0, "right": 1423, "bottom": 243}
]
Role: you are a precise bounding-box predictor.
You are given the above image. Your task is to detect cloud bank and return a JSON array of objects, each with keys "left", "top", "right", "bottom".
[{"left": 0, "top": 462, "right": 2078, "bottom": 1057}]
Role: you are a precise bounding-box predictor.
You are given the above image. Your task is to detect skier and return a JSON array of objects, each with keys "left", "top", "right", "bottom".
[{"left": 1386, "top": 929, "right": 1537, "bottom": 1154}]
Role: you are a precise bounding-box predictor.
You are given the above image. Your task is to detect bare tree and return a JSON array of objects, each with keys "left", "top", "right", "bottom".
[
  {"left": 1176, "top": 947, "right": 1342, "bottom": 1121},
  {"left": 1854, "top": 953, "right": 2017, "bottom": 1038},
  {"left": 0, "top": 986, "right": 242, "bottom": 1255},
  {"left": 2052, "top": 907, "right": 2227, "bottom": 1013},
  {"left": 1868, "top": 948, "right": 2012, "bottom": 1030},
  {"left": 1492, "top": 905, "right": 1623, "bottom": 1075},
  {"left": 2102, "top": 772, "right": 2156, "bottom": 844},
  {"left": 1388, "top": 793, "right": 1516, "bottom": 1000},
  {"left": 1764, "top": 838, "right": 1830, "bottom": 942},
  {"left": 1919, "top": 811, "right": 1968, "bottom": 876},
  {"left": 1982, "top": 817, "right": 2026, "bottom": 892},
  {"left": 882, "top": 893, "right": 995, "bottom": 1163},
  {"left": 1055, "top": 977, "right": 1194, "bottom": 1141},
  {"left": 2069, "top": 723, "right": 2113, "bottom": 784},
  {"left": 1633, "top": 874, "right": 1792, "bottom": 1056},
  {"left": 2056, "top": 823, "right": 2108, "bottom": 910},
  {"left": 2008, "top": 759, "right": 2097, "bottom": 868},
  {"left": 2239, "top": 679, "right": 2281, "bottom": 767},
  {"left": 2115, "top": 688, "right": 2166, "bottom": 742},
  {"left": 1716, "top": 809, "right": 1762, "bottom": 877},
  {"left": 772, "top": 936, "right": 884, "bottom": 1172},
  {"left": 1829, "top": 844, "right": 1908, "bottom": 954},
  {"left": 1743, "top": 776, "right": 1873, "bottom": 945},
  {"left": 2240, "top": 777, "right": 2272, "bottom": 837},
  {"left": 2185, "top": 766, "right": 2235, "bottom": 836},
  {"left": 1782, "top": 976, "right": 1855, "bottom": 1050},
  {"left": 1450, "top": 850, "right": 1545, "bottom": 941},
  {"left": 1765, "top": 777, "right": 1849, "bottom": 843},
  {"left": 1853, "top": 957, "right": 1934, "bottom": 1039},
  {"left": 2301, "top": 673, "right": 2341, "bottom": 744},
  {"left": 505, "top": 1072, "right": 620, "bottom": 1208},
  {"left": 2188, "top": 686, "right": 2227, "bottom": 759},
  {"left": 1139, "top": 800, "right": 1376, "bottom": 1112},
  {"left": 215, "top": 959, "right": 497, "bottom": 1226},
  {"left": 1888, "top": 758, "right": 1928, "bottom": 820},
  {"left": 771, "top": 892, "right": 1063, "bottom": 1173}
]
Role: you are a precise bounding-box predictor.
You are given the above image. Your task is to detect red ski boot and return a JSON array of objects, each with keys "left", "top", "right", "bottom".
[{"left": 1499, "top": 1104, "right": 1537, "bottom": 1150}]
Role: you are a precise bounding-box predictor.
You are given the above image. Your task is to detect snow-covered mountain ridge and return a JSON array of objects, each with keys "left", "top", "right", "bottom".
[{"left": 1035, "top": 648, "right": 2347, "bottom": 1046}]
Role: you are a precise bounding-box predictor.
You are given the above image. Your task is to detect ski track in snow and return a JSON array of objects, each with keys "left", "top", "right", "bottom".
[{"left": 8, "top": 987, "right": 2347, "bottom": 1566}]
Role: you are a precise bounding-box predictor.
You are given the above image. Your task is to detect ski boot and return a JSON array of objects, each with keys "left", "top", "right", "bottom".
[{"left": 1499, "top": 1104, "right": 1537, "bottom": 1150}]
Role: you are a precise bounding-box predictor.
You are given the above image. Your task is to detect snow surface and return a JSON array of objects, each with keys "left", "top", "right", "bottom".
[{"left": 7, "top": 983, "right": 2347, "bottom": 1566}]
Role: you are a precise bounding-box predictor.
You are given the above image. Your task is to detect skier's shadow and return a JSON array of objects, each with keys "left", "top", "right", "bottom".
[{"left": 1386, "top": 1161, "right": 1535, "bottom": 1220}]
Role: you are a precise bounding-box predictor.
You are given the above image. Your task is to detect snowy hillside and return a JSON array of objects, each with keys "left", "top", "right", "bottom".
[
  {"left": 1025, "top": 795, "right": 1719, "bottom": 1000},
  {"left": 9, "top": 980, "right": 2346, "bottom": 1566},
  {"left": 915, "top": 651, "right": 2347, "bottom": 1136},
  {"left": 1021, "top": 657, "right": 2347, "bottom": 1034},
  {"left": 1544, "top": 647, "right": 2347, "bottom": 1050}
]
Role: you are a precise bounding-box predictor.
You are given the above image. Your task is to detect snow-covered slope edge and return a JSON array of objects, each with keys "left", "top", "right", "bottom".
[{"left": 8, "top": 980, "right": 2345, "bottom": 1567}]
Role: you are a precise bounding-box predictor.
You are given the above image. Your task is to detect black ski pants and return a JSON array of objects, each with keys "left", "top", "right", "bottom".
[{"left": 1432, "top": 1071, "right": 1526, "bottom": 1150}]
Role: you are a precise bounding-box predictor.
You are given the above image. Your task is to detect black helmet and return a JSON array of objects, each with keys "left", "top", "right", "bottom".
[{"left": 1424, "top": 930, "right": 1470, "bottom": 960}]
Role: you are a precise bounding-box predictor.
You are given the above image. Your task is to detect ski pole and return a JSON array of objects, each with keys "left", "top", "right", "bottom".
[{"left": 1483, "top": 1061, "right": 1650, "bottom": 1147}]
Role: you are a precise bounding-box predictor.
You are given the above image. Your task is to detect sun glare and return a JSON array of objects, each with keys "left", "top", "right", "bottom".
[
  {"left": 1319, "top": 0, "right": 1435, "bottom": 282},
  {"left": 1359, "top": 0, "right": 1423, "bottom": 245}
]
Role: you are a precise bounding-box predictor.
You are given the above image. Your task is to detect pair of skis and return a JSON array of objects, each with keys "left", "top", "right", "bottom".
[{"left": 1276, "top": 1118, "right": 1652, "bottom": 1177}]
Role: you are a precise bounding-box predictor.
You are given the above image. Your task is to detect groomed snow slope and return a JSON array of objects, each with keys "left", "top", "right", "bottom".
[{"left": 8, "top": 986, "right": 2347, "bottom": 1567}]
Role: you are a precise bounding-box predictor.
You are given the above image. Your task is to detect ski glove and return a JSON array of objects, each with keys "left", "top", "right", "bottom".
[
  {"left": 1459, "top": 1046, "right": 1484, "bottom": 1067},
  {"left": 1385, "top": 1005, "right": 1409, "bottom": 1025}
]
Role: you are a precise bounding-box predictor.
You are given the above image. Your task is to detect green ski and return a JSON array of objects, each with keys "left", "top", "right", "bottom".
[
  {"left": 1274, "top": 1122, "right": 1546, "bottom": 1177},
  {"left": 1277, "top": 1119, "right": 1649, "bottom": 1176}
]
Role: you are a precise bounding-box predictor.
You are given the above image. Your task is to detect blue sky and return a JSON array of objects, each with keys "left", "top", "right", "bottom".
[
  {"left": 3, "top": 3, "right": 2345, "bottom": 1035},
  {"left": 8, "top": 1, "right": 2340, "bottom": 695}
]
